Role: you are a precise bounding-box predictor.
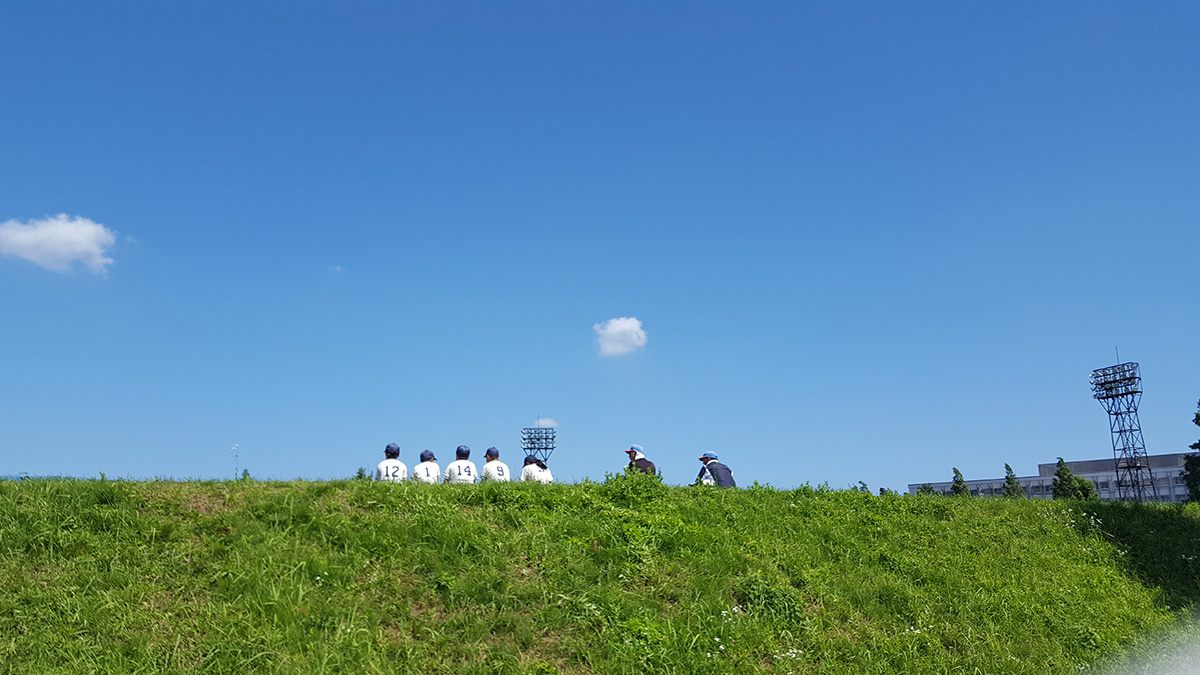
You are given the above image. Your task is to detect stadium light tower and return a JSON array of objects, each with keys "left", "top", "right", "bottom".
[
  {"left": 521, "top": 424, "right": 556, "bottom": 463},
  {"left": 1090, "top": 362, "right": 1156, "bottom": 502}
]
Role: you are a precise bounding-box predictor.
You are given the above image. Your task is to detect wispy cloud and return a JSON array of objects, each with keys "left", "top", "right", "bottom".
[
  {"left": 0, "top": 214, "right": 116, "bottom": 274},
  {"left": 330, "top": 265, "right": 343, "bottom": 274},
  {"left": 535, "top": 417, "right": 558, "bottom": 428},
  {"left": 594, "top": 316, "right": 647, "bottom": 356}
]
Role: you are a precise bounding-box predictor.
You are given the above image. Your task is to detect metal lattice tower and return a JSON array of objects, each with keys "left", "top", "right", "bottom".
[
  {"left": 1090, "top": 362, "right": 1156, "bottom": 502},
  {"left": 521, "top": 426, "right": 556, "bottom": 463}
]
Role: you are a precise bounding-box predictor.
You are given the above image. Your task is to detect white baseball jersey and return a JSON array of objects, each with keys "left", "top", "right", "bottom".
[
  {"left": 411, "top": 461, "right": 442, "bottom": 484},
  {"left": 481, "top": 460, "right": 511, "bottom": 482},
  {"left": 444, "top": 459, "right": 478, "bottom": 484},
  {"left": 376, "top": 459, "right": 408, "bottom": 483},
  {"left": 520, "top": 464, "right": 553, "bottom": 483}
]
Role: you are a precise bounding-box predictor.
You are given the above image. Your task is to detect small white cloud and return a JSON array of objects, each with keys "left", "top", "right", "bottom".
[
  {"left": 330, "top": 265, "right": 343, "bottom": 273},
  {"left": 535, "top": 417, "right": 558, "bottom": 428},
  {"left": 594, "top": 316, "right": 647, "bottom": 356},
  {"left": 0, "top": 214, "right": 116, "bottom": 274}
]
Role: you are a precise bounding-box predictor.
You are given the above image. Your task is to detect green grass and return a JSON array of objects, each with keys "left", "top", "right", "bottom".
[{"left": 1, "top": 474, "right": 1198, "bottom": 674}]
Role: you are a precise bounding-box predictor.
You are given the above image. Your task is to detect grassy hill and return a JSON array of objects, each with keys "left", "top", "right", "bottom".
[{"left": 2, "top": 474, "right": 1198, "bottom": 674}]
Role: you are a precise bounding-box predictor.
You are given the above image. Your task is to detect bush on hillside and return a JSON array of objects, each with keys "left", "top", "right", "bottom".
[
  {"left": 599, "top": 468, "right": 669, "bottom": 508},
  {"left": 733, "top": 570, "right": 808, "bottom": 623}
]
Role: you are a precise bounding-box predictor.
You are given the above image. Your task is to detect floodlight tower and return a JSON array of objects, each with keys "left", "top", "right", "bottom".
[
  {"left": 1090, "top": 362, "right": 1156, "bottom": 502},
  {"left": 521, "top": 425, "right": 556, "bottom": 463}
]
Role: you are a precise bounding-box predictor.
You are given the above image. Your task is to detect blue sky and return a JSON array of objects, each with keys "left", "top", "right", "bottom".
[{"left": 2, "top": 2, "right": 1197, "bottom": 490}]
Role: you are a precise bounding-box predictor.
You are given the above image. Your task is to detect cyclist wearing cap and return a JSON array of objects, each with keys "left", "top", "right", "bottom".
[
  {"left": 376, "top": 443, "right": 408, "bottom": 483},
  {"left": 520, "top": 455, "right": 553, "bottom": 483},
  {"left": 481, "top": 447, "right": 511, "bottom": 482},
  {"left": 695, "top": 452, "right": 736, "bottom": 488},
  {"left": 412, "top": 449, "right": 442, "bottom": 484},
  {"left": 624, "top": 444, "right": 656, "bottom": 475},
  {"left": 444, "top": 445, "right": 478, "bottom": 484}
]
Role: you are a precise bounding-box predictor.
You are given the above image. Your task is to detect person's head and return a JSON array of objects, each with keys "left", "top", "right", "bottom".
[
  {"left": 456, "top": 445, "right": 470, "bottom": 459},
  {"left": 384, "top": 443, "right": 400, "bottom": 459},
  {"left": 420, "top": 449, "right": 436, "bottom": 463},
  {"left": 524, "top": 454, "right": 538, "bottom": 466},
  {"left": 626, "top": 444, "right": 643, "bottom": 459},
  {"left": 485, "top": 447, "right": 499, "bottom": 461},
  {"left": 699, "top": 451, "right": 718, "bottom": 464}
]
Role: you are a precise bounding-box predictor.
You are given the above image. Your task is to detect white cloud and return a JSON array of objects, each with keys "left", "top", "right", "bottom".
[
  {"left": 330, "top": 265, "right": 343, "bottom": 273},
  {"left": 535, "top": 417, "right": 558, "bottom": 428},
  {"left": 0, "top": 214, "right": 116, "bottom": 274},
  {"left": 594, "top": 316, "right": 647, "bottom": 356}
]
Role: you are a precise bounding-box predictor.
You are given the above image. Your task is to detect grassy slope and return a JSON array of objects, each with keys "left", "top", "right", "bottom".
[{"left": 1, "top": 475, "right": 1198, "bottom": 674}]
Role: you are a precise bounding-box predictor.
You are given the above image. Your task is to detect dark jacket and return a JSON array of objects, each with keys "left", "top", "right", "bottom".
[
  {"left": 628, "top": 457, "right": 656, "bottom": 475},
  {"left": 696, "top": 461, "right": 736, "bottom": 488}
]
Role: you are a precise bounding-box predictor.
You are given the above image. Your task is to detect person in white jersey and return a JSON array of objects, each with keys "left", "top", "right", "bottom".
[
  {"left": 411, "top": 449, "right": 442, "bottom": 484},
  {"left": 375, "top": 443, "right": 407, "bottom": 483},
  {"left": 520, "top": 454, "right": 553, "bottom": 483},
  {"left": 481, "top": 447, "right": 510, "bottom": 482},
  {"left": 444, "top": 445, "right": 478, "bottom": 484}
]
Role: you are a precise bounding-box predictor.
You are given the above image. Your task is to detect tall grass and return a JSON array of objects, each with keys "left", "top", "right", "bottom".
[{"left": 1, "top": 474, "right": 1196, "bottom": 674}]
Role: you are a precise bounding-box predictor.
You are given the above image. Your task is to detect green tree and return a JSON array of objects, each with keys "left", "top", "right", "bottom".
[
  {"left": 1051, "top": 458, "right": 1074, "bottom": 499},
  {"left": 1076, "top": 475, "right": 1099, "bottom": 500},
  {"left": 1182, "top": 456, "right": 1200, "bottom": 502},
  {"left": 1052, "top": 457, "right": 1098, "bottom": 500},
  {"left": 916, "top": 483, "right": 936, "bottom": 496},
  {"left": 1183, "top": 400, "right": 1200, "bottom": 502},
  {"left": 951, "top": 468, "right": 970, "bottom": 497},
  {"left": 1192, "top": 399, "right": 1200, "bottom": 452},
  {"left": 1002, "top": 463, "right": 1025, "bottom": 498}
]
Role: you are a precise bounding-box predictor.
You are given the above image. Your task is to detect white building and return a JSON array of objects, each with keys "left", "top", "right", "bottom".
[{"left": 907, "top": 453, "right": 1192, "bottom": 502}]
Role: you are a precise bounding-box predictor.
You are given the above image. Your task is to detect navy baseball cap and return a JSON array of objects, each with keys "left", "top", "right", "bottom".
[
  {"left": 524, "top": 454, "right": 538, "bottom": 464},
  {"left": 485, "top": 447, "right": 499, "bottom": 458},
  {"left": 420, "top": 449, "right": 436, "bottom": 462},
  {"left": 700, "top": 452, "right": 718, "bottom": 460},
  {"left": 456, "top": 445, "right": 470, "bottom": 458},
  {"left": 385, "top": 443, "right": 400, "bottom": 455}
]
